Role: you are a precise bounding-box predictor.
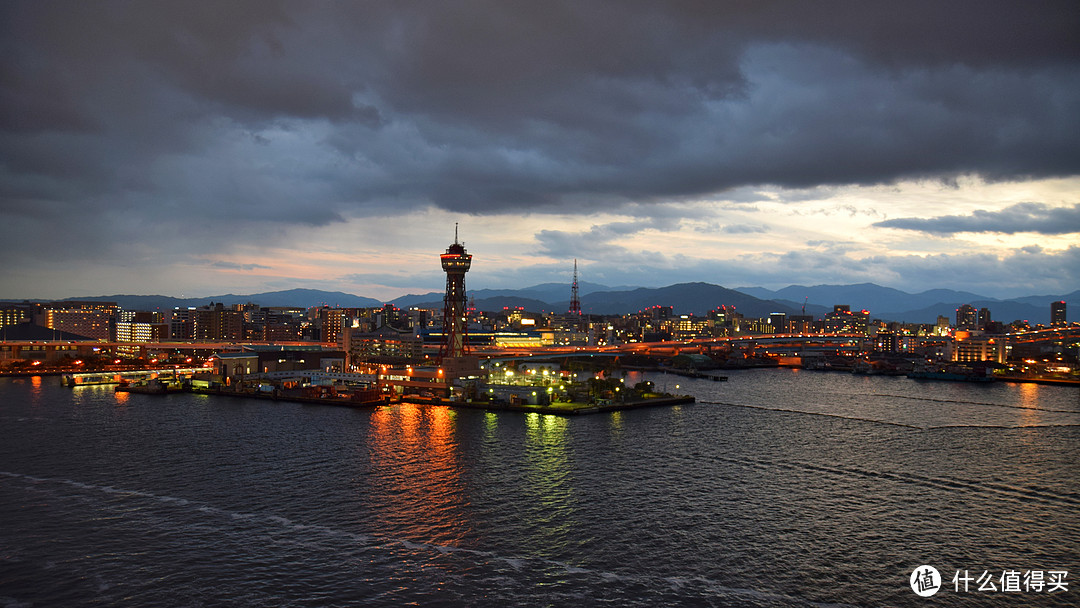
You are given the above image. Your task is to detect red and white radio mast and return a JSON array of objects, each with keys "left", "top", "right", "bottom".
[{"left": 568, "top": 259, "right": 581, "bottom": 316}]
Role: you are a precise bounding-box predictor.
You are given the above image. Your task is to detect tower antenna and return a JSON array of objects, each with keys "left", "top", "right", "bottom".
[{"left": 569, "top": 259, "right": 581, "bottom": 316}]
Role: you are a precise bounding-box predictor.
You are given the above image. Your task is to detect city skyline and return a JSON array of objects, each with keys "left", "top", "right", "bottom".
[{"left": 3, "top": 2, "right": 1079, "bottom": 302}]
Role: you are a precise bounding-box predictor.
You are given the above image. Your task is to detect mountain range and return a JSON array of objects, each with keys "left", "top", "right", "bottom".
[
  {"left": 18, "top": 283, "right": 1076, "bottom": 325},
  {"left": 737, "top": 283, "right": 1077, "bottom": 325}
]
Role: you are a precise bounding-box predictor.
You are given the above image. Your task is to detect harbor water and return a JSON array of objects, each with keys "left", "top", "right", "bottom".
[{"left": 1, "top": 370, "right": 1078, "bottom": 606}]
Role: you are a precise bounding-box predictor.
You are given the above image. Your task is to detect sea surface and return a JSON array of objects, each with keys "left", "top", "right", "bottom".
[{"left": 1, "top": 370, "right": 1078, "bottom": 607}]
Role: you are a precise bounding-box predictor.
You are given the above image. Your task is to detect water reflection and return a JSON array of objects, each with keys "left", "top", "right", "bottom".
[
  {"left": 522, "top": 413, "right": 577, "bottom": 553},
  {"left": 71, "top": 382, "right": 125, "bottom": 407},
  {"left": 608, "top": 411, "right": 623, "bottom": 439},
  {"left": 29, "top": 375, "right": 42, "bottom": 405},
  {"left": 364, "top": 404, "right": 471, "bottom": 545},
  {"left": 483, "top": 411, "right": 499, "bottom": 445},
  {"left": 1016, "top": 382, "right": 1041, "bottom": 409}
]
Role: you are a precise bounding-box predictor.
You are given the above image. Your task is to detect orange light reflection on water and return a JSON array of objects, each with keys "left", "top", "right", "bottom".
[
  {"left": 365, "top": 404, "right": 470, "bottom": 546},
  {"left": 1015, "top": 383, "right": 1045, "bottom": 429},
  {"left": 1016, "top": 382, "right": 1041, "bottom": 409},
  {"left": 29, "top": 375, "right": 43, "bottom": 405}
]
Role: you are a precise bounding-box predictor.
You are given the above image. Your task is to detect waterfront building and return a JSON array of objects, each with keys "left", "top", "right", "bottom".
[
  {"left": 340, "top": 325, "right": 422, "bottom": 366},
  {"left": 44, "top": 308, "right": 112, "bottom": 341},
  {"left": 953, "top": 334, "right": 1006, "bottom": 364},
  {"left": 210, "top": 347, "right": 346, "bottom": 380},
  {"left": 35, "top": 301, "right": 118, "bottom": 341}
]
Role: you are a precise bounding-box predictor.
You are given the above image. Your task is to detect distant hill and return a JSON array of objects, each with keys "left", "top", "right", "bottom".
[
  {"left": 735, "top": 283, "right": 1077, "bottom": 324},
  {"left": 389, "top": 294, "right": 557, "bottom": 313},
  {"left": 389, "top": 282, "right": 790, "bottom": 317},
  {"left": 581, "top": 282, "right": 796, "bottom": 317},
  {"left": 476, "top": 281, "right": 624, "bottom": 302},
  {"left": 772, "top": 299, "right": 831, "bottom": 317},
  {"left": 389, "top": 281, "right": 622, "bottom": 309},
  {"left": 389, "top": 292, "right": 445, "bottom": 308},
  {"left": 736, "top": 283, "right": 992, "bottom": 313},
  {"left": 1009, "top": 289, "right": 1080, "bottom": 308},
  {"left": 15, "top": 283, "right": 1072, "bottom": 324},
  {"left": 879, "top": 300, "right": 1051, "bottom": 325},
  {"left": 62, "top": 289, "right": 383, "bottom": 311}
]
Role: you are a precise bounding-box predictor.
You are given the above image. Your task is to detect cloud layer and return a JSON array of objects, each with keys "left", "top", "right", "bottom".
[
  {"left": 875, "top": 202, "right": 1080, "bottom": 234},
  {"left": 2, "top": 1, "right": 1078, "bottom": 299}
]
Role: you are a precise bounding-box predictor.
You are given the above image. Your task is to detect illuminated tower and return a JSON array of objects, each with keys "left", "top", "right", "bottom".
[
  {"left": 440, "top": 224, "right": 472, "bottom": 361},
  {"left": 568, "top": 259, "right": 581, "bottom": 316}
]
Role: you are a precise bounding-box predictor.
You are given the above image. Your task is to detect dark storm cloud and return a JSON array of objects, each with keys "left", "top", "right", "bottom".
[
  {"left": 2, "top": 0, "right": 1079, "bottom": 265},
  {"left": 875, "top": 202, "right": 1080, "bottom": 235}
]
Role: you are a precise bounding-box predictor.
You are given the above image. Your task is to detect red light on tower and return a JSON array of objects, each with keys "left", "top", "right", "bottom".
[{"left": 440, "top": 223, "right": 472, "bottom": 361}]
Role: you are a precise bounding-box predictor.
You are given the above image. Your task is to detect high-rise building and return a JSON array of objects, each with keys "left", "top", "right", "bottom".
[
  {"left": 769, "top": 312, "right": 789, "bottom": 334},
  {"left": 115, "top": 321, "right": 168, "bottom": 342},
  {"left": 875, "top": 330, "right": 898, "bottom": 352},
  {"left": 440, "top": 225, "right": 472, "bottom": 361},
  {"left": 935, "top": 315, "right": 951, "bottom": 336},
  {"left": 190, "top": 303, "right": 242, "bottom": 341},
  {"left": 956, "top": 304, "right": 979, "bottom": 330},
  {"left": 170, "top": 308, "right": 196, "bottom": 340},
  {"left": 824, "top": 305, "right": 868, "bottom": 335},
  {"left": 1051, "top": 301, "right": 1066, "bottom": 326},
  {"left": 313, "top": 307, "right": 353, "bottom": 344},
  {"left": 45, "top": 309, "right": 113, "bottom": 340}
]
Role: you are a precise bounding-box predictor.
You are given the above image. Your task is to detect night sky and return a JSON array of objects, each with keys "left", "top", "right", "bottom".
[{"left": 3, "top": 1, "right": 1079, "bottom": 301}]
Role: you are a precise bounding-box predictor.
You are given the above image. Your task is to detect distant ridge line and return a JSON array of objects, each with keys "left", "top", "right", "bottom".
[{"left": 4, "top": 282, "right": 1074, "bottom": 325}]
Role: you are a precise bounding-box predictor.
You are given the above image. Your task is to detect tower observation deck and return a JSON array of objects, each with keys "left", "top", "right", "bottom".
[{"left": 440, "top": 224, "right": 472, "bottom": 361}]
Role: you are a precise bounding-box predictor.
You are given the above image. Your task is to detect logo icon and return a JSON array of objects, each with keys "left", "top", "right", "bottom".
[{"left": 911, "top": 565, "right": 941, "bottom": 597}]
